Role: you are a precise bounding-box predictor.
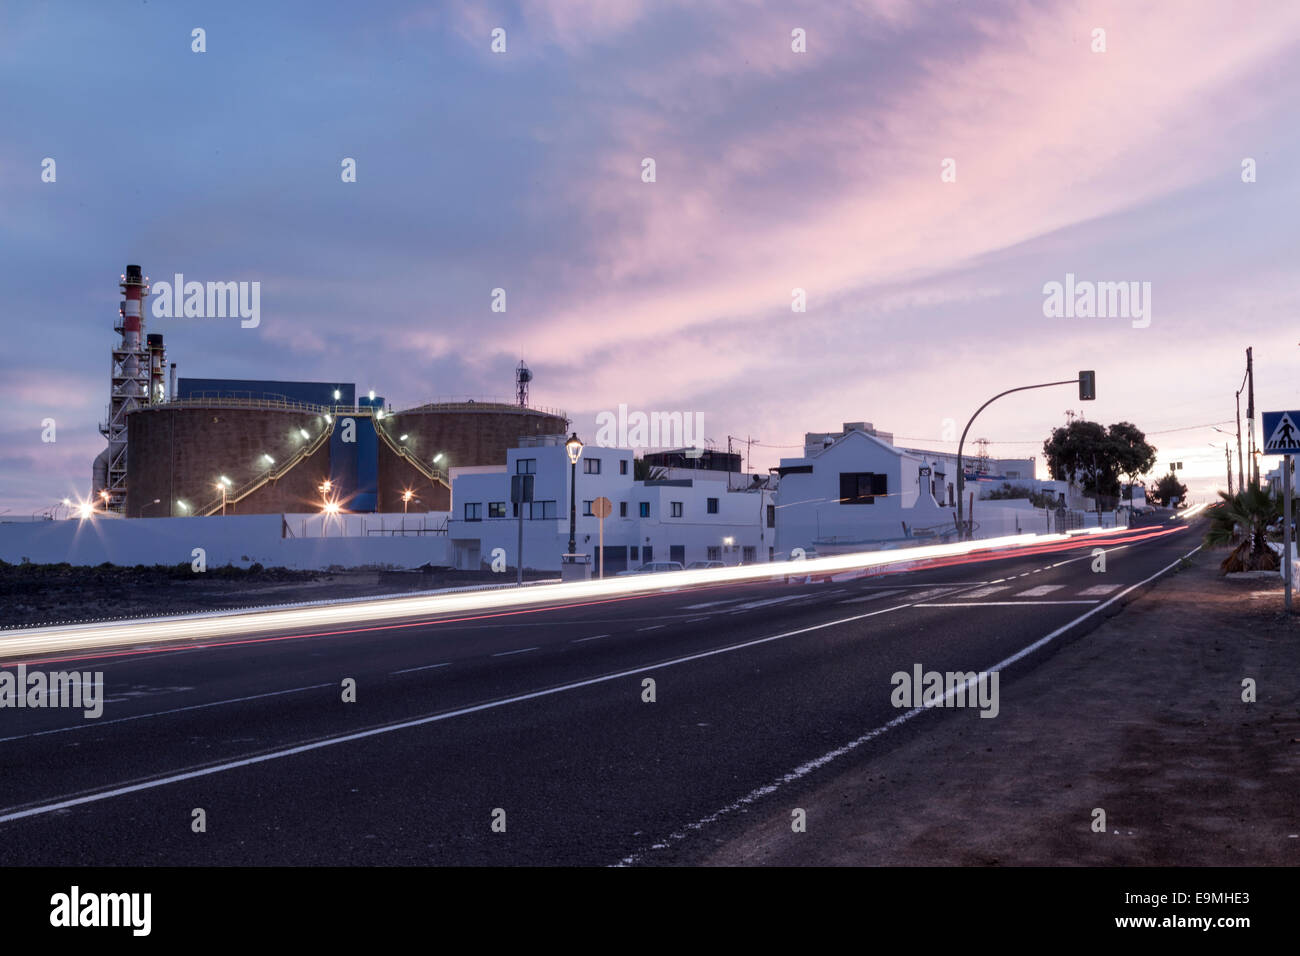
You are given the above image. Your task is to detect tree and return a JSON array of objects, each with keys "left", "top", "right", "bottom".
[
  {"left": 1203, "top": 485, "right": 1281, "bottom": 572},
  {"left": 1043, "top": 420, "right": 1157, "bottom": 509},
  {"left": 1109, "top": 421, "right": 1158, "bottom": 489},
  {"left": 1149, "top": 472, "right": 1188, "bottom": 508}
]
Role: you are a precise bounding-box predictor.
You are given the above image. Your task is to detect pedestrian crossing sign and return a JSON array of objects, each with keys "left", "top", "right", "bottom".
[{"left": 1262, "top": 410, "right": 1300, "bottom": 455}]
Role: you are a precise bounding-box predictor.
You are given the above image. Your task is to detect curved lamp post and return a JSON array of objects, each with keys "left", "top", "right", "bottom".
[{"left": 956, "top": 375, "right": 1090, "bottom": 540}]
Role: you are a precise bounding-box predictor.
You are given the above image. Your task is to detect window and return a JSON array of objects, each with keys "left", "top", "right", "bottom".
[
  {"left": 464, "top": 502, "right": 482, "bottom": 521},
  {"left": 529, "top": 500, "right": 557, "bottom": 520},
  {"left": 706, "top": 497, "right": 719, "bottom": 514},
  {"left": 488, "top": 502, "right": 506, "bottom": 518},
  {"left": 670, "top": 501, "right": 683, "bottom": 518},
  {"left": 619, "top": 501, "right": 628, "bottom": 518},
  {"left": 583, "top": 500, "right": 594, "bottom": 516},
  {"left": 619, "top": 459, "right": 628, "bottom": 475},
  {"left": 639, "top": 502, "right": 650, "bottom": 518},
  {"left": 516, "top": 458, "right": 536, "bottom": 474},
  {"left": 839, "top": 472, "right": 888, "bottom": 504},
  {"left": 707, "top": 546, "right": 721, "bottom": 561},
  {"left": 766, "top": 504, "right": 775, "bottom": 528},
  {"left": 643, "top": 545, "right": 653, "bottom": 562},
  {"left": 630, "top": 546, "right": 639, "bottom": 561},
  {"left": 584, "top": 458, "right": 601, "bottom": 474},
  {"left": 743, "top": 546, "right": 756, "bottom": 563}
]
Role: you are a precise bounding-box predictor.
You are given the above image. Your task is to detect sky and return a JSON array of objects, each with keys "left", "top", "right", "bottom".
[{"left": 3, "top": 0, "right": 1299, "bottom": 515}]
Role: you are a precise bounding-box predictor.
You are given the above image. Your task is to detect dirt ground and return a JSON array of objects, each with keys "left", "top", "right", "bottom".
[{"left": 706, "top": 550, "right": 1300, "bottom": 865}]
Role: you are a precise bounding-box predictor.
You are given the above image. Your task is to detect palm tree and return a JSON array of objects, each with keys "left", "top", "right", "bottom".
[{"left": 1203, "top": 485, "right": 1281, "bottom": 572}]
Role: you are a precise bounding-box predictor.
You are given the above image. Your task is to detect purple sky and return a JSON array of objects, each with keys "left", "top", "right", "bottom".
[{"left": 3, "top": 0, "right": 1299, "bottom": 514}]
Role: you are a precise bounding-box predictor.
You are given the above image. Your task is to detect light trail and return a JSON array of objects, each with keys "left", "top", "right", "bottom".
[{"left": 0, "top": 523, "right": 1175, "bottom": 662}]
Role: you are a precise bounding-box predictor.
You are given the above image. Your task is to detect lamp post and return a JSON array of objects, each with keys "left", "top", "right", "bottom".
[
  {"left": 402, "top": 490, "right": 413, "bottom": 514},
  {"left": 565, "top": 433, "right": 584, "bottom": 556},
  {"left": 140, "top": 498, "right": 162, "bottom": 517},
  {"left": 217, "top": 476, "right": 232, "bottom": 516}
]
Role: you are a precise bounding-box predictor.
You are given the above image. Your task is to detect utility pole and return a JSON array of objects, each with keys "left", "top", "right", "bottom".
[
  {"left": 1223, "top": 443, "right": 1233, "bottom": 496},
  {"left": 1235, "top": 384, "right": 1245, "bottom": 493},
  {"left": 1246, "top": 347, "right": 1258, "bottom": 487}
]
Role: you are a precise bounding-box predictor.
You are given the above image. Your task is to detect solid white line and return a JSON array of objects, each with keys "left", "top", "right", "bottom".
[
  {"left": 571, "top": 634, "right": 609, "bottom": 643},
  {"left": 637, "top": 625, "right": 665, "bottom": 632},
  {"left": 615, "top": 542, "right": 1203, "bottom": 866},
  {"left": 491, "top": 647, "right": 539, "bottom": 657},
  {"left": 391, "top": 662, "right": 452, "bottom": 674},
  {"left": 0, "top": 682, "right": 338, "bottom": 743},
  {"left": 0, "top": 598, "right": 936, "bottom": 826}
]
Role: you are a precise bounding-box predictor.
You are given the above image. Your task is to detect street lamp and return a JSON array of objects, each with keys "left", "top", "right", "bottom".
[
  {"left": 217, "top": 476, "right": 232, "bottom": 515},
  {"left": 565, "top": 433, "right": 584, "bottom": 556},
  {"left": 140, "top": 498, "right": 162, "bottom": 517},
  {"left": 402, "top": 489, "right": 414, "bottom": 514}
]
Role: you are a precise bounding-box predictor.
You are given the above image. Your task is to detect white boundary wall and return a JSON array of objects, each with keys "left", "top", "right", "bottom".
[{"left": 0, "top": 514, "right": 451, "bottom": 570}]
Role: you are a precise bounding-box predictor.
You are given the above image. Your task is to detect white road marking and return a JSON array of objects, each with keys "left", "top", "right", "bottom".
[
  {"left": 838, "top": 590, "right": 906, "bottom": 604},
  {"left": 958, "top": 585, "right": 1012, "bottom": 599},
  {"left": 491, "top": 647, "right": 539, "bottom": 657},
  {"left": 0, "top": 595, "right": 947, "bottom": 825},
  {"left": 572, "top": 634, "right": 609, "bottom": 643},
  {"left": 682, "top": 599, "right": 744, "bottom": 610},
  {"left": 917, "top": 600, "right": 1100, "bottom": 607},
  {"left": 391, "top": 662, "right": 452, "bottom": 674},
  {"left": 1016, "top": 584, "right": 1065, "bottom": 597},
  {"left": 0, "top": 682, "right": 338, "bottom": 743},
  {"left": 616, "top": 541, "right": 1204, "bottom": 866},
  {"left": 727, "top": 595, "right": 803, "bottom": 613},
  {"left": 637, "top": 625, "right": 665, "bottom": 632},
  {"left": 1079, "top": 584, "right": 1123, "bottom": 596}
]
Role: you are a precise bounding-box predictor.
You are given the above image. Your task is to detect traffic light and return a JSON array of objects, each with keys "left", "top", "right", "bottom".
[{"left": 1078, "top": 370, "right": 1096, "bottom": 401}]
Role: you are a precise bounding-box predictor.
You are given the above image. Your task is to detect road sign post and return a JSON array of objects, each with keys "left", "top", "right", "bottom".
[
  {"left": 1261, "top": 411, "right": 1300, "bottom": 613},
  {"left": 511, "top": 474, "right": 534, "bottom": 587},
  {"left": 592, "top": 497, "right": 612, "bottom": 578},
  {"left": 1286, "top": 456, "right": 1293, "bottom": 614}
]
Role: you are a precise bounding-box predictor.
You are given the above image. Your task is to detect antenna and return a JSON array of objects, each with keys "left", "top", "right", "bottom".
[{"left": 515, "top": 360, "right": 532, "bottom": 407}]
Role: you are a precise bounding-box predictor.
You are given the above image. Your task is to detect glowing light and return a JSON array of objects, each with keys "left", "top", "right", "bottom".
[
  {"left": 399, "top": 434, "right": 408, "bottom": 442},
  {"left": 299, "top": 429, "right": 310, "bottom": 440},
  {"left": 565, "top": 433, "right": 584, "bottom": 465},
  {"left": 0, "top": 525, "right": 1180, "bottom": 662},
  {"left": 333, "top": 390, "right": 341, "bottom": 400}
]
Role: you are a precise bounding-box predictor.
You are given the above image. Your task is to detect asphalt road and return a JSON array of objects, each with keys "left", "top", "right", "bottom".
[{"left": 0, "top": 520, "right": 1201, "bottom": 865}]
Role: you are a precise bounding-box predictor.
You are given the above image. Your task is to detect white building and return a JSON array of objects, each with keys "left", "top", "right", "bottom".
[
  {"left": 775, "top": 423, "right": 1075, "bottom": 553},
  {"left": 446, "top": 435, "right": 775, "bottom": 572}
]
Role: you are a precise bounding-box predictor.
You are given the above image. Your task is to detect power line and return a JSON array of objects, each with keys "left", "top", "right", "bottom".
[{"left": 753, "top": 420, "right": 1236, "bottom": 450}]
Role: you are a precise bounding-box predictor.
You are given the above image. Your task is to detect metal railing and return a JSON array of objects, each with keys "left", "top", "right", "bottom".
[{"left": 195, "top": 420, "right": 335, "bottom": 516}]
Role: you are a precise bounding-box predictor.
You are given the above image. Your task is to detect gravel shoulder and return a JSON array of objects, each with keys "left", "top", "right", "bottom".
[{"left": 705, "top": 550, "right": 1300, "bottom": 865}]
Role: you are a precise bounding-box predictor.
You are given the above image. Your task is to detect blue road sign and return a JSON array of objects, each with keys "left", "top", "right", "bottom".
[{"left": 1262, "top": 410, "right": 1300, "bottom": 455}]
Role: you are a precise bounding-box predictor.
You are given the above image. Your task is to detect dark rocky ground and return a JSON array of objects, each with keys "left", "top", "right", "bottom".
[{"left": 0, "top": 561, "right": 556, "bottom": 628}]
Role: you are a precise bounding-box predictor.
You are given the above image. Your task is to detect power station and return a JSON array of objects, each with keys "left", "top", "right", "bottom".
[{"left": 92, "top": 265, "right": 568, "bottom": 517}]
